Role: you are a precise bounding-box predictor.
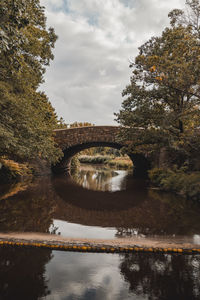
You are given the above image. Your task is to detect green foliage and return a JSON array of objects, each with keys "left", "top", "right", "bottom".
[
  {"left": 149, "top": 167, "right": 200, "bottom": 201},
  {"left": 79, "top": 155, "right": 111, "bottom": 164},
  {"left": 70, "top": 155, "right": 80, "bottom": 170},
  {"left": 56, "top": 117, "right": 68, "bottom": 129},
  {"left": 80, "top": 146, "right": 121, "bottom": 157},
  {"left": 0, "top": 0, "right": 57, "bottom": 86},
  {"left": 69, "top": 122, "right": 95, "bottom": 128},
  {"left": 0, "top": 0, "right": 62, "bottom": 164},
  {"left": 107, "top": 158, "right": 133, "bottom": 169},
  {"left": 78, "top": 155, "right": 133, "bottom": 169},
  {"left": 0, "top": 82, "right": 62, "bottom": 163},
  {"left": 115, "top": 0, "right": 200, "bottom": 165}
]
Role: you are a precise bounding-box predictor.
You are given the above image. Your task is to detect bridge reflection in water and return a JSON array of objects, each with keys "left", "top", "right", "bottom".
[
  {"left": 0, "top": 164, "right": 200, "bottom": 244},
  {"left": 1, "top": 165, "right": 200, "bottom": 299}
]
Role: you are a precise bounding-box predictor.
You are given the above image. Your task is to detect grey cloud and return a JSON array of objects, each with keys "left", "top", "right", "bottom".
[
  {"left": 45, "top": 251, "right": 135, "bottom": 300},
  {"left": 40, "top": 0, "right": 185, "bottom": 125}
]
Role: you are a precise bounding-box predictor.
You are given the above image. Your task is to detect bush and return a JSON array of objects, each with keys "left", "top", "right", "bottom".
[
  {"left": 0, "top": 158, "right": 32, "bottom": 183},
  {"left": 149, "top": 167, "right": 200, "bottom": 201},
  {"left": 78, "top": 155, "right": 111, "bottom": 164},
  {"left": 78, "top": 155, "right": 133, "bottom": 169},
  {"left": 108, "top": 159, "right": 133, "bottom": 169},
  {"left": 70, "top": 155, "right": 80, "bottom": 170}
]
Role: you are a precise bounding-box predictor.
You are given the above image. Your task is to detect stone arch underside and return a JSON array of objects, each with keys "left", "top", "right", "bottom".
[{"left": 53, "top": 126, "right": 150, "bottom": 177}]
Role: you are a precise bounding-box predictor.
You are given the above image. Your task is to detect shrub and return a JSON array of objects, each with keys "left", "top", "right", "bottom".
[
  {"left": 0, "top": 158, "right": 32, "bottom": 183},
  {"left": 78, "top": 155, "right": 133, "bottom": 169},
  {"left": 78, "top": 155, "right": 111, "bottom": 164},
  {"left": 71, "top": 155, "right": 80, "bottom": 170},
  {"left": 108, "top": 159, "right": 133, "bottom": 169},
  {"left": 149, "top": 167, "right": 200, "bottom": 201}
]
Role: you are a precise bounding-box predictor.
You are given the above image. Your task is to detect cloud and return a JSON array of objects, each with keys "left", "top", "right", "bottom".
[
  {"left": 45, "top": 251, "right": 132, "bottom": 300},
  {"left": 40, "top": 0, "right": 185, "bottom": 125}
]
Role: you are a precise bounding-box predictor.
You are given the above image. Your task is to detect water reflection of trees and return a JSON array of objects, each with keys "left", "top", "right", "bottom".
[
  {"left": 1, "top": 173, "right": 200, "bottom": 237},
  {"left": 114, "top": 189, "right": 200, "bottom": 237},
  {"left": 71, "top": 166, "right": 120, "bottom": 191},
  {"left": 0, "top": 178, "right": 56, "bottom": 233},
  {"left": 0, "top": 247, "right": 52, "bottom": 300},
  {"left": 54, "top": 175, "right": 200, "bottom": 236},
  {"left": 0, "top": 182, "right": 29, "bottom": 201},
  {"left": 0, "top": 247, "right": 199, "bottom": 300},
  {"left": 120, "top": 253, "right": 200, "bottom": 300}
]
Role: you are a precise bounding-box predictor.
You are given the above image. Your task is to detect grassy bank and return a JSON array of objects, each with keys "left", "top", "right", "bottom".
[
  {"left": 149, "top": 167, "right": 200, "bottom": 202},
  {"left": 78, "top": 155, "right": 133, "bottom": 169}
]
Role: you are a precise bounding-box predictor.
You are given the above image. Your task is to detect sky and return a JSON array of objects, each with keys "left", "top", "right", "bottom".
[{"left": 40, "top": 0, "right": 185, "bottom": 125}]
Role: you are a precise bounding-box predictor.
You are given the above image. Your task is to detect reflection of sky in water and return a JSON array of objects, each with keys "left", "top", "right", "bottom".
[
  {"left": 193, "top": 235, "right": 200, "bottom": 245},
  {"left": 1, "top": 247, "right": 199, "bottom": 300},
  {"left": 108, "top": 170, "right": 127, "bottom": 191},
  {"left": 44, "top": 251, "right": 200, "bottom": 300},
  {"left": 50, "top": 220, "right": 200, "bottom": 245},
  {"left": 71, "top": 165, "right": 129, "bottom": 192},
  {"left": 50, "top": 219, "right": 116, "bottom": 239},
  {"left": 50, "top": 220, "right": 150, "bottom": 240},
  {"left": 45, "top": 251, "right": 143, "bottom": 300},
  {"left": 1, "top": 165, "right": 200, "bottom": 245}
]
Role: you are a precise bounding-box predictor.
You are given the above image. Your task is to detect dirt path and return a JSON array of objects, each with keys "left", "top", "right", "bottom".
[{"left": 0, "top": 232, "right": 200, "bottom": 253}]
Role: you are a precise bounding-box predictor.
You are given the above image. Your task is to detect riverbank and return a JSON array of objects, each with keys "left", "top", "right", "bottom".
[
  {"left": 0, "top": 157, "right": 51, "bottom": 183},
  {"left": 0, "top": 158, "right": 33, "bottom": 183},
  {"left": 149, "top": 168, "right": 200, "bottom": 201},
  {"left": 78, "top": 155, "right": 133, "bottom": 169},
  {"left": 0, "top": 233, "right": 199, "bottom": 254}
]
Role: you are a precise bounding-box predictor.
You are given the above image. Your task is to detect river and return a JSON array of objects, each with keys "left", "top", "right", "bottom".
[{"left": 0, "top": 164, "right": 200, "bottom": 299}]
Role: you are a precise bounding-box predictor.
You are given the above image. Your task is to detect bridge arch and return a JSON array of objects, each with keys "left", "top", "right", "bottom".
[{"left": 53, "top": 126, "right": 150, "bottom": 177}]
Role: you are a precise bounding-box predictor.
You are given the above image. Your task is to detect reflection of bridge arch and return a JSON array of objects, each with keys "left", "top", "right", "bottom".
[
  {"left": 52, "top": 175, "right": 200, "bottom": 236},
  {"left": 53, "top": 126, "right": 150, "bottom": 176}
]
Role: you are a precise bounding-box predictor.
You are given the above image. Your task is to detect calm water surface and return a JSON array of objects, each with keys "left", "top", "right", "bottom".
[
  {"left": 0, "top": 164, "right": 200, "bottom": 243},
  {"left": 0, "top": 247, "right": 200, "bottom": 300},
  {"left": 1, "top": 164, "right": 200, "bottom": 299}
]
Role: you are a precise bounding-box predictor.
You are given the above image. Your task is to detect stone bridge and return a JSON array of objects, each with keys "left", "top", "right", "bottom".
[{"left": 53, "top": 126, "right": 150, "bottom": 176}]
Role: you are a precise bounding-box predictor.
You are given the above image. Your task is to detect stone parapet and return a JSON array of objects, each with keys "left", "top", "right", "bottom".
[{"left": 54, "top": 126, "right": 121, "bottom": 150}]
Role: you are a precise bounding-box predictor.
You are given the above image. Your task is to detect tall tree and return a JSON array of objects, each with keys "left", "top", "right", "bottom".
[
  {"left": 0, "top": 0, "right": 62, "bottom": 163},
  {"left": 115, "top": 0, "right": 200, "bottom": 166}
]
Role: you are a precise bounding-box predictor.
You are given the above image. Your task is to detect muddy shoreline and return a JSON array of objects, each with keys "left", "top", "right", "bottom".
[{"left": 0, "top": 232, "right": 200, "bottom": 253}]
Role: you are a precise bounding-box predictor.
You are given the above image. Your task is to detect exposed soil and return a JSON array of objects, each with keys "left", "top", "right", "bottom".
[{"left": 0, "top": 232, "right": 199, "bottom": 250}]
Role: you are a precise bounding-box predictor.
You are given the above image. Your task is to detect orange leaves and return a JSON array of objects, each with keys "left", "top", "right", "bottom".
[
  {"left": 150, "top": 65, "right": 165, "bottom": 81},
  {"left": 150, "top": 65, "right": 156, "bottom": 72},
  {"left": 155, "top": 76, "right": 163, "bottom": 81}
]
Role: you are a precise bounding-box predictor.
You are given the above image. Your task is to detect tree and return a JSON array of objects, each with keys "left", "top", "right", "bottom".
[
  {"left": 0, "top": 0, "right": 62, "bottom": 163},
  {"left": 69, "top": 122, "right": 95, "bottom": 128},
  {"left": 115, "top": 0, "right": 200, "bottom": 167}
]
